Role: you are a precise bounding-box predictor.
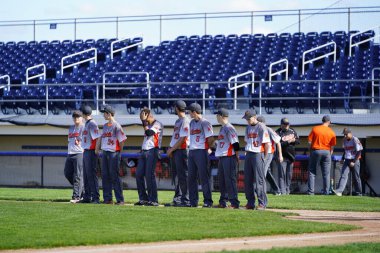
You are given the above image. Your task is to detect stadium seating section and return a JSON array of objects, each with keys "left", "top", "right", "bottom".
[{"left": 0, "top": 30, "right": 379, "bottom": 115}]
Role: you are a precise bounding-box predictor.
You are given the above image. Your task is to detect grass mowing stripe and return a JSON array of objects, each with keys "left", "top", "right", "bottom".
[
  {"left": 0, "top": 201, "right": 355, "bottom": 250},
  {"left": 1, "top": 188, "right": 380, "bottom": 212}
]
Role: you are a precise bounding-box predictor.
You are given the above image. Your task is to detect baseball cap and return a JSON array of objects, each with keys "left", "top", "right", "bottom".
[
  {"left": 174, "top": 100, "right": 187, "bottom": 111},
  {"left": 100, "top": 104, "right": 115, "bottom": 115},
  {"left": 186, "top": 103, "right": 202, "bottom": 114},
  {"left": 216, "top": 108, "right": 229, "bottom": 117},
  {"left": 322, "top": 115, "right": 331, "bottom": 123},
  {"left": 242, "top": 109, "right": 257, "bottom": 120},
  {"left": 342, "top": 128, "right": 352, "bottom": 135},
  {"left": 72, "top": 110, "right": 83, "bottom": 118},
  {"left": 256, "top": 115, "right": 265, "bottom": 123},
  {"left": 281, "top": 117, "right": 290, "bottom": 125},
  {"left": 81, "top": 105, "right": 93, "bottom": 116}
]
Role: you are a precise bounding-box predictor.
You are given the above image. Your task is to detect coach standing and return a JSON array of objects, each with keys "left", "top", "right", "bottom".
[
  {"left": 187, "top": 103, "right": 214, "bottom": 208},
  {"left": 307, "top": 115, "right": 336, "bottom": 195},
  {"left": 166, "top": 100, "right": 190, "bottom": 207},
  {"left": 95, "top": 105, "right": 127, "bottom": 205},
  {"left": 334, "top": 128, "right": 363, "bottom": 196},
  {"left": 64, "top": 110, "right": 85, "bottom": 203},
  {"left": 215, "top": 108, "right": 240, "bottom": 208},
  {"left": 81, "top": 106, "right": 101, "bottom": 204},
  {"left": 135, "top": 108, "right": 163, "bottom": 207},
  {"left": 276, "top": 118, "right": 299, "bottom": 195},
  {"left": 243, "top": 109, "right": 270, "bottom": 210}
]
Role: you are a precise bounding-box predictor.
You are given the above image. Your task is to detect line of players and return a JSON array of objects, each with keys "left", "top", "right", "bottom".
[{"left": 64, "top": 101, "right": 363, "bottom": 208}]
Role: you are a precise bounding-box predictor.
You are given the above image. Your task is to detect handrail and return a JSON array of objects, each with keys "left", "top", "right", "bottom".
[
  {"left": 0, "top": 74, "right": 10, "bottom": 92},
  {"left": 372, "top": 67, "right": 380, "bottom": 103},
  {"left": 228, "top": 71, "right": 255, "bottom": 110},
  {"left": 111, "top": 39, "right": 143, "bottom": 60},
  {"left": 349, "top": 27, "right": 379, "bottom": 57},
  {"left": 26, "top": 63, "right": 46, "bottom": 85},
  {"left": 102, "top": 72, "right": 150, "bottom": 112},
  {"left": 61, "top": 48, "right": 97, "bottom": 73},
  {"left": 269, "top": 59, "right": 288, "bottom": 87},
  {"left": 302, "top": 41, "right": 336, "bottom": 75}
]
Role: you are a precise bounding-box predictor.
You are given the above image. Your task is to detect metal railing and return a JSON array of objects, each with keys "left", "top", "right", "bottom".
[
  {"left": 0, "top": 75, "right": 10, "bottom": 92},
  {"left": 269, "top": 59, "right": 288, "bottom": 87},
  {"left": 302, "top": 41, "right": 337, "bottom": 75},
  {"left": 61, "top": 48, "right": 97, "bottom": 74},
  {"left": 349, "top": 26, "right": 380, "bottom": 57},
  {"left": 110, "top": 39, "right": 143, "bottom": 60},
  {"left": 26, "top": 63, "right": 46, "bottom": 85},
  {"left": 228, "top": 71, "right": 255, "bottom": 110},
  {"left": 372, "top": 67, "right": 380, "bottom": 103}
]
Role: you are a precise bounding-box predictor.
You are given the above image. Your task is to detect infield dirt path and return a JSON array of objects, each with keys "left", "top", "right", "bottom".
[{"left": 5, "top": 209, "right": 380, "bottom": 253}]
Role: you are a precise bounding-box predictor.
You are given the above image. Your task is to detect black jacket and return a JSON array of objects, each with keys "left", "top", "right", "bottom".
[{"left": 275, "top": 127, "right": 300, "bottom": 162}]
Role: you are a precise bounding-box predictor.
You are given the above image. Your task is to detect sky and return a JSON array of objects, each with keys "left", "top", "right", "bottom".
[{"left": 0, "top": 0, "right": 379, "bottom": 46}]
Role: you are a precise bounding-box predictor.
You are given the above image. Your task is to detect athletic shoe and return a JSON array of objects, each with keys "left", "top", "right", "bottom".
[
  {"left": 103, "top": 200, "right": 113, "bottom": 205},
  {"left": 78, "top": 199, "right": 91, "bottom": 204},
  {"left": 256, "top": 205, "right": 266, "bottom": 211},
  {"left": 202, "top": 203, "right": 212, "bottom": 208},
  {"left": 115, "top": 201, "right": 125, "bottom": 206},
  {"left": 134, "top": 200, "right": 148, "bottom": 206},
  {"left": 332, "top": 189, "right": 342, "bottom": 196},
  {"left": 146, "top": 201, "right": 159, "bottom": 207},
  {"left": 244, "top": 204, "right": 255, "bottom": 210},
  {"left": 91, "top": 200, "right": 100, "bottom": 204},
  {"left": 274, "top": 192, "right": 282, "bottom": 196},
  {"left": 213, "top": 204, "right": 228, "bottom": 208},
  {"left": 164, "top": 202, "right": 181, "bottom": 207},
  {"left": 227, "top": 205, "right": 240, "bottom": 209},
  {"left": 70, "top": 198, "right": 80, "bottom": 204}
]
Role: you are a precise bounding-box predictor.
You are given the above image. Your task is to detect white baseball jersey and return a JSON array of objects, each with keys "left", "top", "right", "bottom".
[
  {"left": 244, "top": 123, "right": 270, "bottom": 153},
  {"left": 265, "top": 124, "right": 281, "bottom": 154},
  {"left": 169, "top": 116, "right": 190, "bottom": 149},
  {"left": 215, "top": 123, "right": 239, "bottom": 157},
  {"left": 142, "top": 120, "right": 163, "bottom": 150},
  {"left": 82, "top": 119, "right": 101, "bottom": 150},
  {"left": 100, "top": 121, "right": 127, "bottom": 152},
  {"left": 189, "top": 118, "right": 214, "bottom": 150},
  {"left": 68, "top": 125, "right": 84, "bottom": 154},
  {"left": 343, "top": 136, "right": 363, "bottom": 160}
]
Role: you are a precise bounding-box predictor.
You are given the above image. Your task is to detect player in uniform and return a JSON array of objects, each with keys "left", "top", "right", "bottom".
[
  {"left": 242, "top": 109, "right": 270, "bottom": 210},
  {"left": 166, "top": 100, "right": 190, "bottom": 207},
  {"left": 256, "top": 116, "right": 283, "bottom": 195},
  {"left": 276, "top": 118, "right": 300, "bottom": 195},
  {"left": 333, "top": 128, "right": 363, "bottom": 196},
  {"left": 95, "top": 105, "right": 127, "bottom": 205},
  {"left": 80, "top": 106, "right": 101, "bottom": 204},
  {"left": 214, "top": 108, "right": 240, "bottom": 208},
  {"left": 307, "top": 115, "right": 336, "bottom": 195},
  {"left": 135, "top": 108, "right": 163, "bottom": 206},
  {"left": 64, "top": 110, "right": 85, "bottom": 203},
  {"left": 187, "top": 103, "right": 214, "bottom": 208}
]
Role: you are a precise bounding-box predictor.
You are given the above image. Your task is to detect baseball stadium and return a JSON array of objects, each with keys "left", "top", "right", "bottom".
[{"left": 1, "top": 0, "right": 380, "bottom": 252}]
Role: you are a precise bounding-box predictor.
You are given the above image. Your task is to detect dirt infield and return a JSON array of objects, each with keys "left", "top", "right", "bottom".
[{"left": 5, "top": 209, "right": 380, "bottom": 253}]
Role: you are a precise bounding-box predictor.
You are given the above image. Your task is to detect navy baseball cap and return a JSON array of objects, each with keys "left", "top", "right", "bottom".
[
  {"left": 342, "top": 128, "right": 352, "bottom": 135},
  {"left": 256, "top": 115, "right": 265, "bottom": 123},
  {"left": 186, "top": 103, "right": 202, "bottom": 114},
  {"left": 242, "top": 109, "right": 257, "bottom": 120},
  {"left": 322, "top": 115, "right": 331, "bottom": 123},
  {"left": 100, "top": 104, "right": 115, "bottom": 115},
  {"left": 81, "top": 105, "right": 93, "bottom": 116},
  {"left": 216, "top": 108, "right": 229, "bottom": 117},
  {"left": 72, "top": 110, "right": 83, "bottom": 118},
  {"left": 174, "top": 100, "right": 187, "bottom": 111},
  {"left": 281, "top": 117, "right": 290, "bottom": 125}
]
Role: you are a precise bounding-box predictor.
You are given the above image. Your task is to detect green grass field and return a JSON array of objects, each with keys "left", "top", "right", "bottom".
[
  {"left": 219, "top": 242, "right": 380, "bottom": 253},
  {"left": 0, "top": 187, "right": 378, "bottom": 250}
]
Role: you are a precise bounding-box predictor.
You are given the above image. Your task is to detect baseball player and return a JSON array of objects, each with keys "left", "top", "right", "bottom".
[
  {"left": 135, "top": 108, "right": 163, "bottom": 207},
  {"left": 64, "top": 110, "right": 85, "bottom": 203},
  {"left": 242, "top": 109, "right": 270, "bottom": 210},
  {"left": 276, "top": 118, "right": 300, "bottom": 195},
  {"left": 256, "top": 116, "right": 283, "bottom": 195},
  {"left": 333, "top": 128, "right": 363, "bottom": 196},
  {"left": 95, "top": 105, "right": 127, "bottom": 205},
  {"left": 80, "top": 105, "right": 101, "bottom": 204},
  {"left": 166, "top": 100, "right": 190, "bottom": 207},
  {"left": 307, "top": 115, "right": 336, "bottom": 195},
  {"left": 215, "top": 108, "right": 240, "bottom": 208},
  {"left": 187, "top": 103, "right": 214, "bottom": 208}
]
